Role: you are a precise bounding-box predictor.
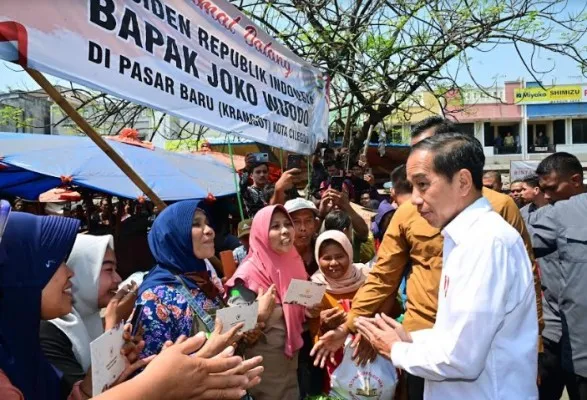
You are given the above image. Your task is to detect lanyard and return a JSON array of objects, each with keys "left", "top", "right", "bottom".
[{"left": 174, "top": 276, "right": 223, "bottom": 333}]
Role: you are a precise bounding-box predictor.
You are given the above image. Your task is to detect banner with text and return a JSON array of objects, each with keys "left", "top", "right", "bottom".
[
  {"left": 0, "top": 0, "right": 328, "bottom": 154},
  {"left": 510, "top": 160, "right": 540, "bottom": 182},
  {"left": 514, "top": 85, "right": 587, "bottom": 105}
]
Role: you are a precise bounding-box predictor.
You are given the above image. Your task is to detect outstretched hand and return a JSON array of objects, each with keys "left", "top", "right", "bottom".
[
  {"left": 141, "top": 332, "right": 262, "bottom": 400},
  {"left": 354, "top": 314, "right": 405, "bottom": 360}
]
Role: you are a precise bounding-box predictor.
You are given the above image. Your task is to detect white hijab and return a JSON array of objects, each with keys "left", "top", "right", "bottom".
[{"left": 50, "top": 234, "right": 114, "bottom": 371}]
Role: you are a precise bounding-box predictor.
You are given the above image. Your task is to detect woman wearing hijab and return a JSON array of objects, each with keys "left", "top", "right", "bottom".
[
  {"left": 226, "top": 205, "right": 308, "bottom": 400},
  {"left": 39, "top": 234, "right": 136, "bottom": 394},
  {"left": 134, "top": 200, "right": 231, "bottom": 358},
  {"left": 0, "top": 212, "right": 80, "bottom": 400},
  {"left": 307, "top": 230, "right": 369, "bottom": 390}
]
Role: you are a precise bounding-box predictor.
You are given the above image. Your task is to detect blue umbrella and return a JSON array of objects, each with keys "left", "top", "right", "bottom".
[{"left": 0, "top": 133, "right": 237, "bottom": 201}]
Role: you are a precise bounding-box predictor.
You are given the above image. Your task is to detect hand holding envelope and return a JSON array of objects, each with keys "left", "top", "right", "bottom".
[
  {"left": 90, "top": 323, "right": 127, "bottom": 396},
  {"left": 216, "top": 303, "right": 259, "bottom": 334},
  {"left": 284, "top": 279, "right": 327, "bottom": 307}
]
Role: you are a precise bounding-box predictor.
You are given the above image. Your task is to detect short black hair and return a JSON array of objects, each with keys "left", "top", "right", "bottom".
[
  {"left": 324, "top": 210, "right": 351, "bottom": 232},
  {"left": 249, "top": 162, "right": 269, "bottom": 173},
  {"left": 325, "top": 160, "right": 344, "bottom": 170},
  {"left": 411, "top": 116, "right": 456, "bottom": 138},
  {"left": 483, "top": 170, "right": 502, "bottom": 184},
  {"left": 390, "top": 164, "right": 413, "bottom": 195},
  {"left": 510, "top": 179, "right": 522, "bottom": 185},
  {"left": 522, "top": 174, "right": 540, "bottom": 188},
  {"left": 536, "top": 152, "right": 583, "bottom": 179},
  {"left": 411, "top": 132, "right": 485, "bottom": 190}
]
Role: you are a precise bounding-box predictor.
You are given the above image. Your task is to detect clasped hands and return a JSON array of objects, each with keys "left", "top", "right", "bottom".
[
  {"left": 310, "top": 313, "right": 412, "bottom": 369},
  {"left": 354, "top": 313, "right": 412, "bottom": 360}
]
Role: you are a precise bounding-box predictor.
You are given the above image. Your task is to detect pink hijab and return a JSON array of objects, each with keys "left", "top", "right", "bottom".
[
  {"left": 226, "top": 205, "right": 307, "bottom": 358},
  {"left": 311, "top": 230, "right": 368, "bottom": 295}
]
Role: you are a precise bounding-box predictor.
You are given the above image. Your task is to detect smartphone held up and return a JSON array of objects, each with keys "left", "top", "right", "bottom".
[
  {"left": 286, "top": 154, "right": 304, "bottom": 171},
  {"left": 251, "top": 153, "right": 269, "bottom": 163}
]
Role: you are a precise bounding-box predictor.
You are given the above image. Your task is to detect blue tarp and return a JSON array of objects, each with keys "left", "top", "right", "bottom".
[{"left": 0, "top": 133, "right": 238, "bottom": 201}]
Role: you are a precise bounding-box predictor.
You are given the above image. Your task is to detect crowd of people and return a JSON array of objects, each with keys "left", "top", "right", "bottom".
[{"left": 1, "top": 115, "right": 586, "bottom": 400}]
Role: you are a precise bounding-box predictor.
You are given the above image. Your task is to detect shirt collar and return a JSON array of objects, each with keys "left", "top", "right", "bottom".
[{"left": 441, "top": 197, "right": 492, "bottom": 245}]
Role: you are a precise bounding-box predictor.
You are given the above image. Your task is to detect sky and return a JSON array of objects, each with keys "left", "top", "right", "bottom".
[{"left": 1, "top": 2, "right": 586, "bottom": 91}]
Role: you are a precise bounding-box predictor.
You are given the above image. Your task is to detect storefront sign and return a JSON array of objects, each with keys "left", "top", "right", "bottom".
[
  {"left": 510, "top": 160, "right": 540, "bottom": 181},
  {"left": 514, "top": 85, "right": 585, "bottom": 105}
]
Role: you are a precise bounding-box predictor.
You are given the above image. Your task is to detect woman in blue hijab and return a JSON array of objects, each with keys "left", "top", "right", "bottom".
[
  {"left": 0, "top": 212, "right": 80, "bottom": 400},
  {"left": 133, "top": 200, "right": 226, "bottom": 358}
]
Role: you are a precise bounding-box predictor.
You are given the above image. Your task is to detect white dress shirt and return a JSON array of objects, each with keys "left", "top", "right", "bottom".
[{"left": 391, "top": 197, "right": 538, "bottom": 399}]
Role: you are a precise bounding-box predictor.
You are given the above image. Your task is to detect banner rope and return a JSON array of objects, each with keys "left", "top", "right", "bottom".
[
  {"left": 306, "top": 153, "right": 312, "bottom": 200},
  {"left": 227, "top": 135, "right": 245, "bottom": 221}
]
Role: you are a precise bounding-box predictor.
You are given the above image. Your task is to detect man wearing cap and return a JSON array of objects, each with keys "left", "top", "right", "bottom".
[
  {"left": 284, "top": 198, "right": 321, "bottom": 275},
  {"left": 284, "top": 197, "right": 326, "bottom": 398},
  {"left": 233, "top": 219, "right": 252, "bottom": 266},
  {"left": 240, "top": 154, "right": 300, "bottom": 217}
]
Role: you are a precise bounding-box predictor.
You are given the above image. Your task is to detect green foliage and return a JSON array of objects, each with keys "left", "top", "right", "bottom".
[{"left": 0, "top": 105, "right": 32, "bottom": 129}]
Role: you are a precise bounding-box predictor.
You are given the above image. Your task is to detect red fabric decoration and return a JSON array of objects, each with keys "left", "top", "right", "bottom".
[{"left": 106, "top": 128, "right": 155, "bottom": 150}]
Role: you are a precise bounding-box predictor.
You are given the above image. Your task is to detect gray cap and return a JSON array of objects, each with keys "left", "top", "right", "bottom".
[{"left": 284, "top": 198, "right": 318, "bottom": 215}]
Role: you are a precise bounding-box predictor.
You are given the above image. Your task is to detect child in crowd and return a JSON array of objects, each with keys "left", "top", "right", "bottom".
[{"left": 233, "top": 219, "right": 252, "bottom": 266}]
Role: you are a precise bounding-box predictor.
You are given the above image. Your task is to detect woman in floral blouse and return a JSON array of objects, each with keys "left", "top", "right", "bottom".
[{"left": 133, "top": 200, "right": 227, "bottom": 358}]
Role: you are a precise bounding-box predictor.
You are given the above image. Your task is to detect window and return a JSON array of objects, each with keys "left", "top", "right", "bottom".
[
  {"left": 484, "top": 123, "right": 521, "bottom": 154},
  {"left": 462, "top": 88, "right": 505, "bottom": 105},
  {"left": 387, "top": 125, "right": 403, "bottom": 144},
  {"left": 572, "top": 119, "right": 587, "bottom": 144},
  {"left": 553, "top": 120, "right": 565, "bottom": 145},
  {"left": 484, "top": 122, "right": 493, "bottom": 146},
  {"left": 455, "top": 123, "right": 474, "bottom": 137}
]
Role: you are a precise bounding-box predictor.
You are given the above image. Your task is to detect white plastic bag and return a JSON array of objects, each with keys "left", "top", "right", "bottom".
[{"left": 329, "top": 337, "right": 398, "bottom": 400}]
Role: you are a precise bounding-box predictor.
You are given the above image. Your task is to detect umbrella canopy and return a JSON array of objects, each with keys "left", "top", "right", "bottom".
[
  {"left": 0, "top": 133, "right": 238, "bottom": 201},
  {"left": 0, "top": 162, "right": 61, "bottom": 200}
]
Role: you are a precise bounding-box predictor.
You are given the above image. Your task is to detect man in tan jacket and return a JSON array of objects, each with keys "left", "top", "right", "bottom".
[{"left": 312, "top": 116, "right": 543, "bottom": 400}]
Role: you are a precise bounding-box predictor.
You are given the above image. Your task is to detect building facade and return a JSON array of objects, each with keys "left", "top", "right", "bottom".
[
  {"left": 0, "top": 90, "right": 52, "bottom": 134},
  {"left": 0, "top": 87, "right": 222, "bottom": 146},
  {"left": 388, "top": 81, "right": 587, "bottom": 173}
]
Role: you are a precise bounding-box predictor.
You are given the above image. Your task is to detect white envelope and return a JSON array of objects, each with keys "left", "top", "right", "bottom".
[
  {"left": 284, "top": 279, "right": 326, "bottom": 307},
  {"left": 216, "top": 302, "right": 259, "bottom": 333},
  {"left": 90, "top": 323, "right": 126, "bottom": 396}
]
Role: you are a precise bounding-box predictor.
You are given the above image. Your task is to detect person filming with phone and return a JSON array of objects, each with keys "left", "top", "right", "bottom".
[
  {"left": 241, "top": 153, "right": 300, "bottom": 218},
  {"left": 318, "top": 161, "right": 354, "bottom": 201}
]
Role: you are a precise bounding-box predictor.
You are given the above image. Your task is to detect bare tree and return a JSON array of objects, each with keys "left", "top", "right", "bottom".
[
  {"left": 3, "top": 0, "right": 585, "bottom": 158},
  {"left": 233, "top": 0, "right": 587, "bottom": 156}
]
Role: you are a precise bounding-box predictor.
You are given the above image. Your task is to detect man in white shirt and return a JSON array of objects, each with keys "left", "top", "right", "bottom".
[{"left": 355, "top": 133, "right": 538, "bottom": 399}]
